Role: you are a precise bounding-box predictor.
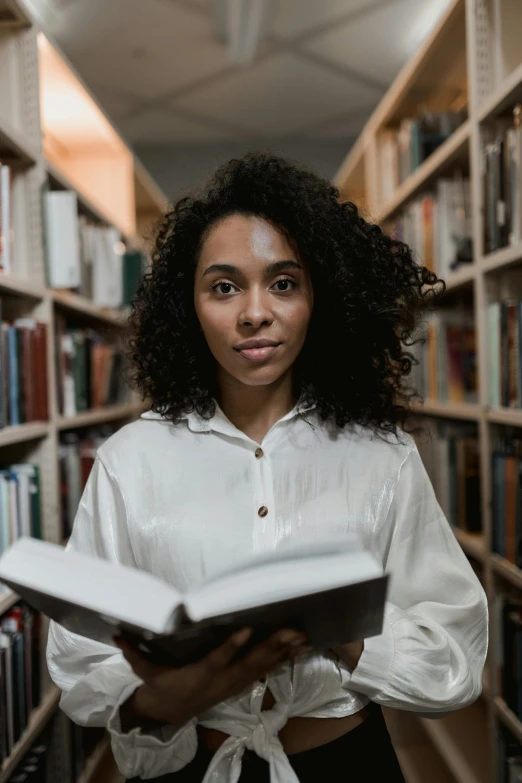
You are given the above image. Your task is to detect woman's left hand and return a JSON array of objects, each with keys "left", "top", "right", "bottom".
[{"left": 333, "top": 641, "right": 364, "bottom": 671}]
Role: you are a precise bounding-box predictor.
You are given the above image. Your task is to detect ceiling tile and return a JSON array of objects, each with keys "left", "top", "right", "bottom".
[
  {"left": 120, "top": 109, "right": 239, "bottom": 144},
  {"left": 272, "top": 0, "right": 375, "bottom": 40},
  {"left": 171, "top": 52, "right": 382, "bottom": 137},
  {"left": 56, "top": 0, "right": 230, "bottom": 100},
  {"left": 301, "top": 0, "right": 453, "bottom": 86}
]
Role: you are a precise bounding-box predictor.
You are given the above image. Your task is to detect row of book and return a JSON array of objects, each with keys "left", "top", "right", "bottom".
[
  {"left": 56, "top": 317, "right": 129, "bottom": 418},
  {"left": 386, "top": 177, "right": 473, "bottom": 278},
  {"left": 484, "top": 105, "right": 522, "bottom": 254},
  {"left": 416, "top": 427, "right": 482, "bottom": 532},
  {"left": 0, "top": 315, "right": 48, "bottom": 428},
  {"left": 498, "top": 727, "right": 522, "bottom": 783},
  {"left": 492, "top": 439, "right": 522, "bottom": 566},
  {"left": 0, "top": 463, "right": 41, "bottom": 556},
  {"left": 44, "top": 189, "right": 146, "bottom": 309},
  {"left": 0, "top": 603, "right": 42, "bottom": 762},
  {"left": 379, "top": 110, "right": 466, "bottom": 202},
  {"left": 410, "top": 312, "right": 477, "bottom": 404},
  {"left": 488, "top": 300, "right": 522, "bottom": 408},
  {"left": 60, "top": 428, "right": 114, "bottom": 539},
  {"left": 0, "top": 163, "right": 12, "bottom": 274},
  {"left": 11, "top": 707, "right": 105, "bottom": 783}
]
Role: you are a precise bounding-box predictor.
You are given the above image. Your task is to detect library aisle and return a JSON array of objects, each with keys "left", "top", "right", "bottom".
[
  {"left": 0, "top": 0, "right": 519, "bottom": 781},
  {"left": 338, "top": 0, "right": 522, "bottom": 780}
]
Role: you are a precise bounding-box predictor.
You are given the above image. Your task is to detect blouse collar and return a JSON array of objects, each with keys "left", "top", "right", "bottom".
[{"left": 141, "top": 398, "right": 316, "bottom": 439}]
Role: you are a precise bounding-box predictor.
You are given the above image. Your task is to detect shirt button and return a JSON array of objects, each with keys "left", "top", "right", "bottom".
[
  {"left": 255, "top": 447, "right": 264, "bottom": 459},
  {"left": 258, "top": 506, "right": 268, "bottom": 518}
]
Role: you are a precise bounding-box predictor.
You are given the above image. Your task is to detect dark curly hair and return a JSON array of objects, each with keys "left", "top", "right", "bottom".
[{"left": 128, "top": 152, "right": 443, "bottom": 438}]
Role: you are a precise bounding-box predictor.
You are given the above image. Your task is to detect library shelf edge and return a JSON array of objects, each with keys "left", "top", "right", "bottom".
[
  {"left": 418, "top": 701, "right": 491, "bottom": 783},
  {"left": 0, "top": 685, "right": 61, "bottom": 783},
  {"left": 76, "top": 736, "right": 110, "bottom": 783},
  {"left": 0, "top": 422, "right": 50, "bottom": 446},
  {"left": 481, "top": 243, "right": 522, "bottom": 274},
  {"left": 395, "top": 743, "right": 454, "bottom": 783},
  {"left": 0, "top": 273, "right": 46, "bottom": 301},
  {"left": 375, "top": 120, "right": 471, "bottom": 224},
  {"left": 494, "top": 699, "right": 522, "bottom": 745},
  {"left": 486, "top": 407, "right": 522, "bottom": 427},
  {"left": 0, "top": 116, "right": 39, "bottom": 169},
  {"left": 444, "top": 264, "right": 476, "bottom": 291},
  {"left": 52, "top": 290, "right": 127, "bottom": 328},
  {"left": 452, "top": 528, "right": 486, "bottom": 562},
  {"left": 413, "top": 400, "right": 481, "bottom": 421},
  {"left": 57, "top": 403, "right": 146, "bottom": 431},
  {"left": 490, "top": 554, "right": 522, "bottom": 590},
  {"left": 478, "top": 61, "right": 522, "bottom": 124}
]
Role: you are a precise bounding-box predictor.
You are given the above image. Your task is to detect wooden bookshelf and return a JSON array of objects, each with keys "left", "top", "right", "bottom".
[
  {"left": 76, "top": 737, "right": 110, "bottom": 783},
  {"left": 375, "top": 121, "right": 471, "bottom": 224},
  {"left": 0, "top": 686, "right": 61, "bottom": 783},
  {"left": 57, "top": 403, "right": 146, "bottom": 431},
  {"left": 494, "top": 699, "right": 522, "bottom": 745},
  {"left": 453, "top": 528, "right": 486, "bottom": 563},
  {"left": 335, "top": 0, "right": 522, "bottom": 774},
  {"left": 0, "top": 3, "right": 167, "bottom": 780}
]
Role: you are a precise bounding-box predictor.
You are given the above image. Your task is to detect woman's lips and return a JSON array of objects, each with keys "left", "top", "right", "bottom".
[{"left": 236, "top": 344, "right": 281, "bottom": 362}]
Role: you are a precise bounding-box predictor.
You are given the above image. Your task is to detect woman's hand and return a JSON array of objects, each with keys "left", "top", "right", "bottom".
[
  {"left": 333, "top": 641, "right": 364, "bottom": 671},
  {"left": 115, "top": 628, "right": 309, "bottom": 732}
]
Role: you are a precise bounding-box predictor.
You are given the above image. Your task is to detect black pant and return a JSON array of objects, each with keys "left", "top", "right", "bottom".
[{"left": 127, "top": 704, "right": 405, "bottom": 782}]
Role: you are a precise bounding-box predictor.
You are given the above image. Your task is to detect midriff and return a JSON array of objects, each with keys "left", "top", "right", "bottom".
[{"left": 199, "top": 689, "right": 368, "bottom": 757}]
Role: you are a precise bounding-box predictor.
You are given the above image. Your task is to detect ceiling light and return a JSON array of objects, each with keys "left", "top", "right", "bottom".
[{"left": 213, "top": 0, "right": 274, "bottom": 66}]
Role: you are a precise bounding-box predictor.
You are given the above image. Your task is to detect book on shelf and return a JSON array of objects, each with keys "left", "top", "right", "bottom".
[
  {"left": 0, "top": 462, "right": 42, "bottom": 557},
  {"left": 410, "top": 310, "right": 477, "bottom": 404},
  {"left": 10, "top": 705, "right": 105, "bottom": 783},
  {"left": 0, "top": 535, "right": 388, "bottom": 668},
  {"left": 0, "top": 163, "right": 13, "bottom": 275},
  {"left": 378, "top": 110, "right": 466, "bottom": 199},
  {"left": 0, "top": 313, "right": 48, "bottom": 429},
  {"left": 0, "top": 603, "right": 42, "bottom": 762},
  {"left": 59, "top": 427, "right": 113, "bottom": 539},
  {"left": 386, "top": 176, "right": 472, "bottom": 278},
  {"left": 487, "top": 300, "right": 522, "bottom": 408},
  {"left": 416, "top": 424, "right": 482, "bottom": 533},
  {"left": 483, "top": 105, "right": 522, "bottom": 254},
  {"left": 491, "top": 438, "right": 522, "bottom": 566},
  {"left": 45, "top": 187, "right": 147, "bottom": 309},
  {"left": 55, "top": 315, "right": 129, "bottom": 418},
  {"left": 498, "top": 727, "right": 522, "bottom": 783}
]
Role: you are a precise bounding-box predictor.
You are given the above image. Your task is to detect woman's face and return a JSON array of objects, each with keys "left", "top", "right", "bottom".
[{"left": 194, "top": 214, "right": 313, "bottom": 389}]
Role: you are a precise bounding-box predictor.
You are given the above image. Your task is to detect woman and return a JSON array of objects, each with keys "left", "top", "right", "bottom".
[{"left": 47, "top": 153, "right": 488, "bottom": 783}]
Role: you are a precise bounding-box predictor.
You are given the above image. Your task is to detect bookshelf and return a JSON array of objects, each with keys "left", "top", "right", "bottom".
[
  {"left": 336, "top": 0, "right": 522, "bottom": 779},
  {"left": 0, "top": 0, "right": 167, "bottom": 780}
]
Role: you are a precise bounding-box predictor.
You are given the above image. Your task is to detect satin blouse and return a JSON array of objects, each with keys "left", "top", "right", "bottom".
[{"left": 46, "top": 403, "right": 488, "bottom": 782}]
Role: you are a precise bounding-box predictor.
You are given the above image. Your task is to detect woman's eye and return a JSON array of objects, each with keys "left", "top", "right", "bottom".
[
  {"left": 213, "top": 282, "right": 236, "bottom": 294},
  {"left": 273, "top": 279, "right": 295, "bottom": 292}
]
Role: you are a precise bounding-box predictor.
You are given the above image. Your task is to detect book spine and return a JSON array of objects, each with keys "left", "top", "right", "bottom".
[{"left": 7, "top": 327, "right": 18, "bottom": 426}]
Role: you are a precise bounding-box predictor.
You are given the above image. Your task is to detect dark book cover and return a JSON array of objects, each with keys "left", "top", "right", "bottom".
[
  {"left": 29, "top": 465, "right": 42, "bottom": 541},
  {"left": 7, "top": 326, "right": 19, "bottom": 426},
  {"left": 32, "top": 323, "right": 48, "bottom": 421},
  {"left": 15, "top": 328, "right": 26, "bottom": 425},
  {"left": 21, "top": 327, "right": 34, "bottom": 422},
  {"left": 501, "top": 302, "right": 509, "bottom": 407},
  {"left": 492, "top": 451, "right": 506, "bottom": 556},
  {"left": 54, "top": 315, "right": 66, "bottom": 416}
]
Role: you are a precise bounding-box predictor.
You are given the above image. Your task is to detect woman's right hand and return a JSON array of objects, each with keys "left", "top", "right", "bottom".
[{"left": 115, "top": 628, "right": 309, "bottom": 731}]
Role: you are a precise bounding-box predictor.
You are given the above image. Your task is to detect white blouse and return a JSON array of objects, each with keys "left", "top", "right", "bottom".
[{"left": 46, "top": 403, "right": 488, "bottom": 783}]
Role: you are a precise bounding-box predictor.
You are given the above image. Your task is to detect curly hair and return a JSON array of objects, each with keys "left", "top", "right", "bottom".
[{"left": 128, "top": 152, "right": 443, "bottom": 438}]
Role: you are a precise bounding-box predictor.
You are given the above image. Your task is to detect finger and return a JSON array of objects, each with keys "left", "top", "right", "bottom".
[
  {"left": 113, "top": 637, "right": 160, "bottom": 681},
  {"left": 203, "top": 628, "right": 253, "bottom": 670},
  {"left": 232, "top": 630, "right": 307, "bottom": 680}
]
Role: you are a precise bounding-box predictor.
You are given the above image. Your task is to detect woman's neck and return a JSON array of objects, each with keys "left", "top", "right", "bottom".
[{"left": 217, "top": 370, "right": 296, "bottom": 444}]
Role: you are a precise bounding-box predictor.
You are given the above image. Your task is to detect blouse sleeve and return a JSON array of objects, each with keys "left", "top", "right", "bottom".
[
  {"left": 346, "top": 442, "right": 488, "bottom": 714},
  {"left": 46, "top": 455, "right": 198, "bottom": 780}
]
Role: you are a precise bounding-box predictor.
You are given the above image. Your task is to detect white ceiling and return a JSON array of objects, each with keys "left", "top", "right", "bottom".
[{"left": 29, "top": 0, "right": 454, "bottom": 147}]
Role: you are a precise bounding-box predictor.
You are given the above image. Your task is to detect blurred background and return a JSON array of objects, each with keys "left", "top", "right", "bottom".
[{"left": 0, "top": 0, "right": 519, "bottom": 780}]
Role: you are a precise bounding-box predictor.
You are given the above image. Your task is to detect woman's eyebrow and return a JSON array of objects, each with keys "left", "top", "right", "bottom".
[{"left": 202, "top": 260, "right": 302, "bottom": 277}]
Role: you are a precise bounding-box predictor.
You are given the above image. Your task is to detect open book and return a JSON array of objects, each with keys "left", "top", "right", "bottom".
[{"left": 0, "top": 537, "right": 388, "bottom": 666}]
